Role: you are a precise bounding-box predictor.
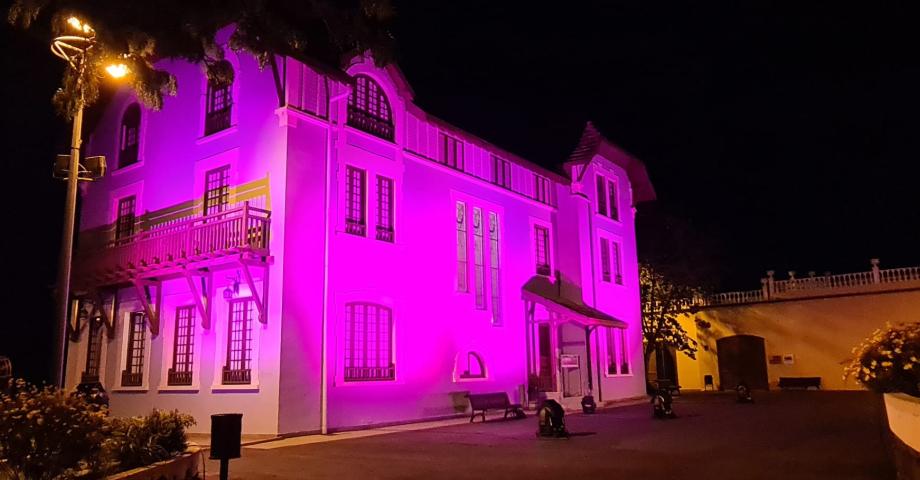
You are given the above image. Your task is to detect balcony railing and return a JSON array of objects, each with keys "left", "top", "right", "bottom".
[
  {"left": 167, "top": 369, "right": 193, "bottom": 386},
  {"left": 344, "top": 365, "right": 395, "bottom": 382},
  {"left": 121, "top": 370, "right": 143, "bottom": 387},
  {"left": 347, "top": 106, "right": 394, "bottom": 141},
  {"left": 221, "top": 367, "right": 251, "bottom": 385},
  {"left": 76, "top": 203, "right": 270, "bottom": 285}
]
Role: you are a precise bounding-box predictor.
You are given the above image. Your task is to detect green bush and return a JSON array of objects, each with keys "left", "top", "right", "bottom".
[
  {"left": 0, "top": 379, "right": 109, "bottom": 480},
  {"left": 108, "top": 410, "right": 196, "bottom": 471},
  {"left": 845, "top": 322, "right": 920, "bottom": 396}
]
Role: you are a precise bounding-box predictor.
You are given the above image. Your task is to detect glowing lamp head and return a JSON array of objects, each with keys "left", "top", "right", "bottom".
[
  {"left": 105, "top": 63, "right": 130, "bottom": 79},
  {"left": 66, "top": 16, "right": 93, "bottom": 34}
]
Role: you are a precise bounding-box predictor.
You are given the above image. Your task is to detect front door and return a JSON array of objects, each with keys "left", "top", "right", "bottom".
[{"left": 537, "top": 324, "right": 554, "bottom": 391}]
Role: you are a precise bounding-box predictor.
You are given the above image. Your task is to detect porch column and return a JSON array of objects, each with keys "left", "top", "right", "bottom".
[
  {"left": 523, "top": 300, "right": 533, "bottom": 403},
  {"left": 551, "top": 314, "right": 562, "bottom": 394}
]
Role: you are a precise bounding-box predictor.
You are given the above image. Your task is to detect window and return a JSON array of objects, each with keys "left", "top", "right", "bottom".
[
  {"left": 534, "top": 225, "right": 551, "bottom": 276},
  {"left": 204, "top": 166, "right": 230, "bottom": 217},
  {"left": 344, "top": 303, "right": 394, "bottom": 381},
  {"left": 596, "top": 174, "right": 619, "bottom": 221},
  {"left": 347, "top": 75, "right": 394, "bottom": 140},
  {"left": 612, "top": 241, "right": 623, "bottom": 285},
  {"left": 488, "top": 212, "right": 501, "bottom": 325},
  {"left": 168, "top": 306, "right": 195, "bottom": 386},
  {"left": 115, "top": 196, "right": 136, "bottom": 243},
  {"left": 119, "top": 103, "right": 141, "bottom": 168},
  {"left": 600, "top": 238, "right": 612, "bottom": 283},
  {"left": 439, "top": 133, "right": 464, "bottom": 170},
  {"left": 458, "top": 352, "right": 486, "bottom": 379},
  {"left": 345, "top": 166, "right": 367, "bottom": 236},
  {"left": 534, "top": 174, "right": 550, "bottom": 204},
  {"left": 596, "top": 175, "right": 608, "bottom": 216},
  {"left": 492, "top": 156, "right": 511, "bottom": 188},
  {"left": 473, "top": 207, "right": 486, "bottom": 309},
  {"left": 121, "top": 313, "right": 146, "bottom": 387},
  {"left": 376, "top": 175, "right": 394, "bottom": 242},
  {"left": 205, "top": 63, "right": 233, "bottom": 135},
  {"left": 82, "top": 317, "right": 103, "bottom": 383},
  {"left": 223, "top": 299, "right": 253, "bottom": 385},
  {"left": 456, "top": 202, "right": 468, "bottom": 292},
  {"left": 607, "top": 328, "right": 630, "bottom": 375}
]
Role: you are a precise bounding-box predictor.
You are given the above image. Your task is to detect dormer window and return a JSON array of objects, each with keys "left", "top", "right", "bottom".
[
  {"left": 118, "top": 103, "right": 141, "bottom": 168},
  {"left": 205, "top": 63, "right": 234, "bottom": 136},
  {"left": 348, "top": 75, "right": 394, "bottom": 141}
]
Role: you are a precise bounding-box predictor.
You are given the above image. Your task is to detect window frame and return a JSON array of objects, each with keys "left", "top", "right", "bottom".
[
  {"left": 439, "top": 133, "right": 464, "bottom": 171},
  {"left": 472, "top": 207, "right": 486, "bottom": 310},
  {"left": 167, "top": 306, "right": 196, "bottom": 387},
  {"left": 343, "top": 302, "right": 395, "bottom": 382},
  {"left": 347, "top": 74, "right": 394, "bottom": 141},
  {"left": 222, "top": 298, "right": 254, "bottom": 385},
  {"left": 596, "top": 173, "right": 620, "bottom": 222},
  {"left": 345, "top": 165, "right": 367, "bottom": 236},
  {"left": 81, "top": 316, "right": 104, "bottom": 384},
  {"left": 114, "top": 195, "right": 137, "bottom": 244},
  {"left": 375, "top": 175, "right": 395, "bottom": 242},
  {"left": 488, "top": 212, "right": 502, "bottom": 325},
  {"left": 606, "top": 327, "right": 632, "bottom": 376},
  {"left": 492, "top": 155, "right": 512, "bottom": 189},
  {"left": 203, "top": 165, "right": 231, "bottom": 217},
  {"left": 456, "top": 202, "right": 469, "bottom": 293},
  {"left": 204, "top": 75, "right": 233, "bottom": 136},
  {"left": 533, "top": 224, "right": 552, "bottom": 277},
  {"left": 120, "top": 312, "right": 147, "bottom": 388},
  {"left": 456, "top": 352, "right": 487, "bottom": 381},
  {"left": 118, "top": 103, "right": 141, "bottom": 169},
  {"left": 533, "top": 174, "right": 550, "bottom": 204},
  {"left": 600, "top": 237, "right": 612, "bottom": 283}
]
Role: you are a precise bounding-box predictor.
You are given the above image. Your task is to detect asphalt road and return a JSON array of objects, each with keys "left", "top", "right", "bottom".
[{"left": 205, "top": 391, "right": 894, "bottom": 479}]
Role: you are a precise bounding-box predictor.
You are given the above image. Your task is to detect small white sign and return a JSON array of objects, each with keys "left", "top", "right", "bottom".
[
  {"left": 783, "top": 354, "right": 795, "bottom": 365},
  {"left": 560, "top": 354, "right": 580, "bottom": 369}
]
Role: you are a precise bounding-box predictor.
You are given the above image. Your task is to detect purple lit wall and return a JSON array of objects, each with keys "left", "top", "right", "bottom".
[{"left": 65, "top": 38, "right": 651, "bottom": 434}]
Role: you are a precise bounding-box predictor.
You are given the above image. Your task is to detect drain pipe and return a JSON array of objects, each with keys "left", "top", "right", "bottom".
[
  {"left": 583, "top": 190, "right": 604, "bottom": 403},
  {"left": 321, "top": 82, "right": 351, "bottom": 435}
]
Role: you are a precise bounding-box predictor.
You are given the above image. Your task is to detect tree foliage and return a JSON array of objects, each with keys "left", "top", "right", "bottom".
[
  {"left": 8, "top": 0, "right": 395, "bottom": 117},
  {"left": 640, "top": 263, "right": 699, "bottom": 362}
]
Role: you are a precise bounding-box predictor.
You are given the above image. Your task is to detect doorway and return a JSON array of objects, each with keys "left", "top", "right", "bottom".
[
  {"left": 537, "top": 324, "right": 554, "bottom": 392},
  {"left": 717, "top": 335, "right": 769, "bottom": 390}
]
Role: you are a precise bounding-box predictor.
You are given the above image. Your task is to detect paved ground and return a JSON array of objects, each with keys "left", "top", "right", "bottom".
[{"left": 203, "top": 391, "right": 893, "bottom": 479}]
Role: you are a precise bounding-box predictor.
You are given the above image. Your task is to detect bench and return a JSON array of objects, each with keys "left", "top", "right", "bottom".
[
  {"left": 655, "top": 379, "right": 681, "bottom": 396},
  {"left": 779, "top": 377, "right": 821, "bottom": 390},
  {"left": 467, "top": 392, "right": 523, "bottom": 423}
]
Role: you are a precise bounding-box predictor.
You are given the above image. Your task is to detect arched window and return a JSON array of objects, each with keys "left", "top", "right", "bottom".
[
  {"left": 118, "top": 103, "right": 141, "bottom": 168},
  {"left": 457, "top": 351, "right": 486, "bottom": 380},
  {"left": 344, "top": 303, "right": 394, "bottom": 381},
  {"left": 347, "top": 75, "right": 394, "bottom": 141},
  {"left": 205, "top": 62, "right": 234, "bottom": 135}
]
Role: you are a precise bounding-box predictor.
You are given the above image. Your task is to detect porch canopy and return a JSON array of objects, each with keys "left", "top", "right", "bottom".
[{"left": 521, "top": 276, "right": 626, "bottom": 328}]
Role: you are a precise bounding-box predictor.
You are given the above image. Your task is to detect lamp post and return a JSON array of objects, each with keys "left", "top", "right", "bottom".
[{"left": 50, "top": 17, "right": 128, "bottom": 386}]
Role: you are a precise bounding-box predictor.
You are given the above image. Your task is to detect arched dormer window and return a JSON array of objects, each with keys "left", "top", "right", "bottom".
[
  {"left": 347, "top": 75, "right": 394, "bottom": 141},
  {"left": 205, "top": 61, "right": 234, "bottom": 135},
  {"left": 456, "top": 351, "right": 486, "bottom": 380},
  {"left": 118, "top": 103, "right": 141, "bottom": 168}
]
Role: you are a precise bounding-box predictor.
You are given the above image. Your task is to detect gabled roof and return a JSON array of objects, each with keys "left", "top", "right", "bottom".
[
  {"left": 521, "top": 276, "right": 627, "bottom": 329},
  {"left": 566, "top": 122, "right": 656, "bottom": 204}
]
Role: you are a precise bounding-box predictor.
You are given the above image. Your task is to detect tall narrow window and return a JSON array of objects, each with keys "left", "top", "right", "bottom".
[
  {"left": 344, "top": 303, "right": 394, "bottom": 382},
  {"left": 115, "top": 195, "right": 136, "bottom": 243},
  {"left": 612, "top": 241, "right": 623, "bottom": 285},
  {"left": 82, "top": 317, "right": 103, "bottom": 383},
  {"left": 168, "top": 306, "right": 195, "bottom": 386},
  {"left": 204, "top": 166, "right": 231, "bottom": 217},
  {"left": 488, "top": 212, "right": 501, "bottom": 325},
  {"left": 473, "top": 208, "right": 486, "bottom": 310},
  {"left": 440, "top": 133, "right": 464, "bottom": 170},
  {"left": 205, "top": 63, "right": 233, "bottom": 135},
  {"left": 223, "top": 299, "right": 253, "bottom": 385},
  {"left": 456, "top": 202, "right": 468, "bottom": 292},
  {"left": 345, "top": 166, "right": 367, "bottom": 236},
  {"left": 600, "top": 238, "right": 612, "bottom": 283},
  {"left": 607, "top": 178, "right": 619, "bottom": 221},
  {"left": 121, "top": 313, "right": 146, "bottom": 387},
  {"left": 347, "top": 75, "right": 394, "bottom": 141},
  {"left": 534, "top": 225, "right": 551, "bottom": 276},
  {"left": 119, "top": 103, "right": 141, "bottom": 168},
  {"left": 606, "top": 328, "right": 631, "bottom": 375},
  {"left": 596, "top": 174, "right": 608, "bottom": 216},
  {"left": 376, "top": 175, "right": 394, "bottom": 242},
  {"left": 534, "top": 174, "right": 550, "bottom": 204},
  {"left": 492, "top": 156, "right": 511, "bottom": 188}
]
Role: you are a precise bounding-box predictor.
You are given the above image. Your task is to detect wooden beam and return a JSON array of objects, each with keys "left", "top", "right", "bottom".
[
  {"left": 68, "top": 298, "right": 83, "bottom": 341},
  {"left": 94, "top": 290, "right": 113, "bottom": 337},
  {"left": 239, "top": 262, "right": 266, "bottom": 323},
  {"left": 132, "top": 280, "right": 160, "bottom": 335},
  {"left": 184, "top": 269, "right": 213, "bottom": 329}
]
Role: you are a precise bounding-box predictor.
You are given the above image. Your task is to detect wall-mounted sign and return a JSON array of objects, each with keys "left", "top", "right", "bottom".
[
  {"left": 769, "top": 355, "right": 782, "bottom": 365},
  {"left": 560, "top": 354, "right": 580, "bottom": 369},
  {"left": 783, "top": 354, "right": 795, "bottom": 365}
]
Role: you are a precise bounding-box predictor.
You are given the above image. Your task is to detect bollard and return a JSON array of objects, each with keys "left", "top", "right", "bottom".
[{"left": 210, "top": 413, "right": 242, "bottom": 480}]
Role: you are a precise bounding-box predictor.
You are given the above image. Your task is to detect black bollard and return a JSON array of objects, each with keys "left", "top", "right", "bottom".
[{"left": 210, "top": 413, "right": 242, "bottom": 480}]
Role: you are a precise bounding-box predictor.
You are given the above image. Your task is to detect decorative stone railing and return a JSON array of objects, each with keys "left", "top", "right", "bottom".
[{"left": 682, "top": 259, "right": 920, "bottom": 309}]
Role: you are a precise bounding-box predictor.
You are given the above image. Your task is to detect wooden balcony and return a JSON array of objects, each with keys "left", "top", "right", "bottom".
[{"left": 75, "top": 202, "right": 271, "bottom": 288}]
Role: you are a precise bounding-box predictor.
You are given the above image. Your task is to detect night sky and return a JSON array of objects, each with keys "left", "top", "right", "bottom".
[{"left": 2, "top": 1, "right": 920, "bottom": 381}]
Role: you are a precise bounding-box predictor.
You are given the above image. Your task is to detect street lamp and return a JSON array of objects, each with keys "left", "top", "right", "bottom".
[{"left": 50, "top": 16, "right": 128, "bottom": 387}]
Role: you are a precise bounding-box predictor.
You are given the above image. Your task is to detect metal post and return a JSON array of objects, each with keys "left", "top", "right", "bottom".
[
  {"left": 219, "top": 459, "right": 229, "bottom": 480},
  {"left": 52, "top": 96, "right": 84, "bottom": 387}
]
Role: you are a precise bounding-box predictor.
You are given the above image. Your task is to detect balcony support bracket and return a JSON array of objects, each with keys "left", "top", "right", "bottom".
[
  {"left": 92, "top": 289, "right": 116, "bottom": 338},
  {"left": 132, "top": 279, "right": 161, "bottom": 335},
  {"left": 185, "top": 269, "right": 213, "bottom": 330},
  {"left": 240, "top": 260, "right": 268, "bottom": 324}
]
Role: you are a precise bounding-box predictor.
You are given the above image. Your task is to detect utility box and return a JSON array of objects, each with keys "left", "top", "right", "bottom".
[{"left": 210, "top": 413, "right": 242, "bottom": 460}]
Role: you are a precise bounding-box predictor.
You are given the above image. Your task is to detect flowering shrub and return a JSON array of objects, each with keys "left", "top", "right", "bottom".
[
  {"left": 0, "top": 379, "right": 109, "bottom": 479},
  {"left": 844, "top": 322, "right": 920, "bottom": 397}
]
